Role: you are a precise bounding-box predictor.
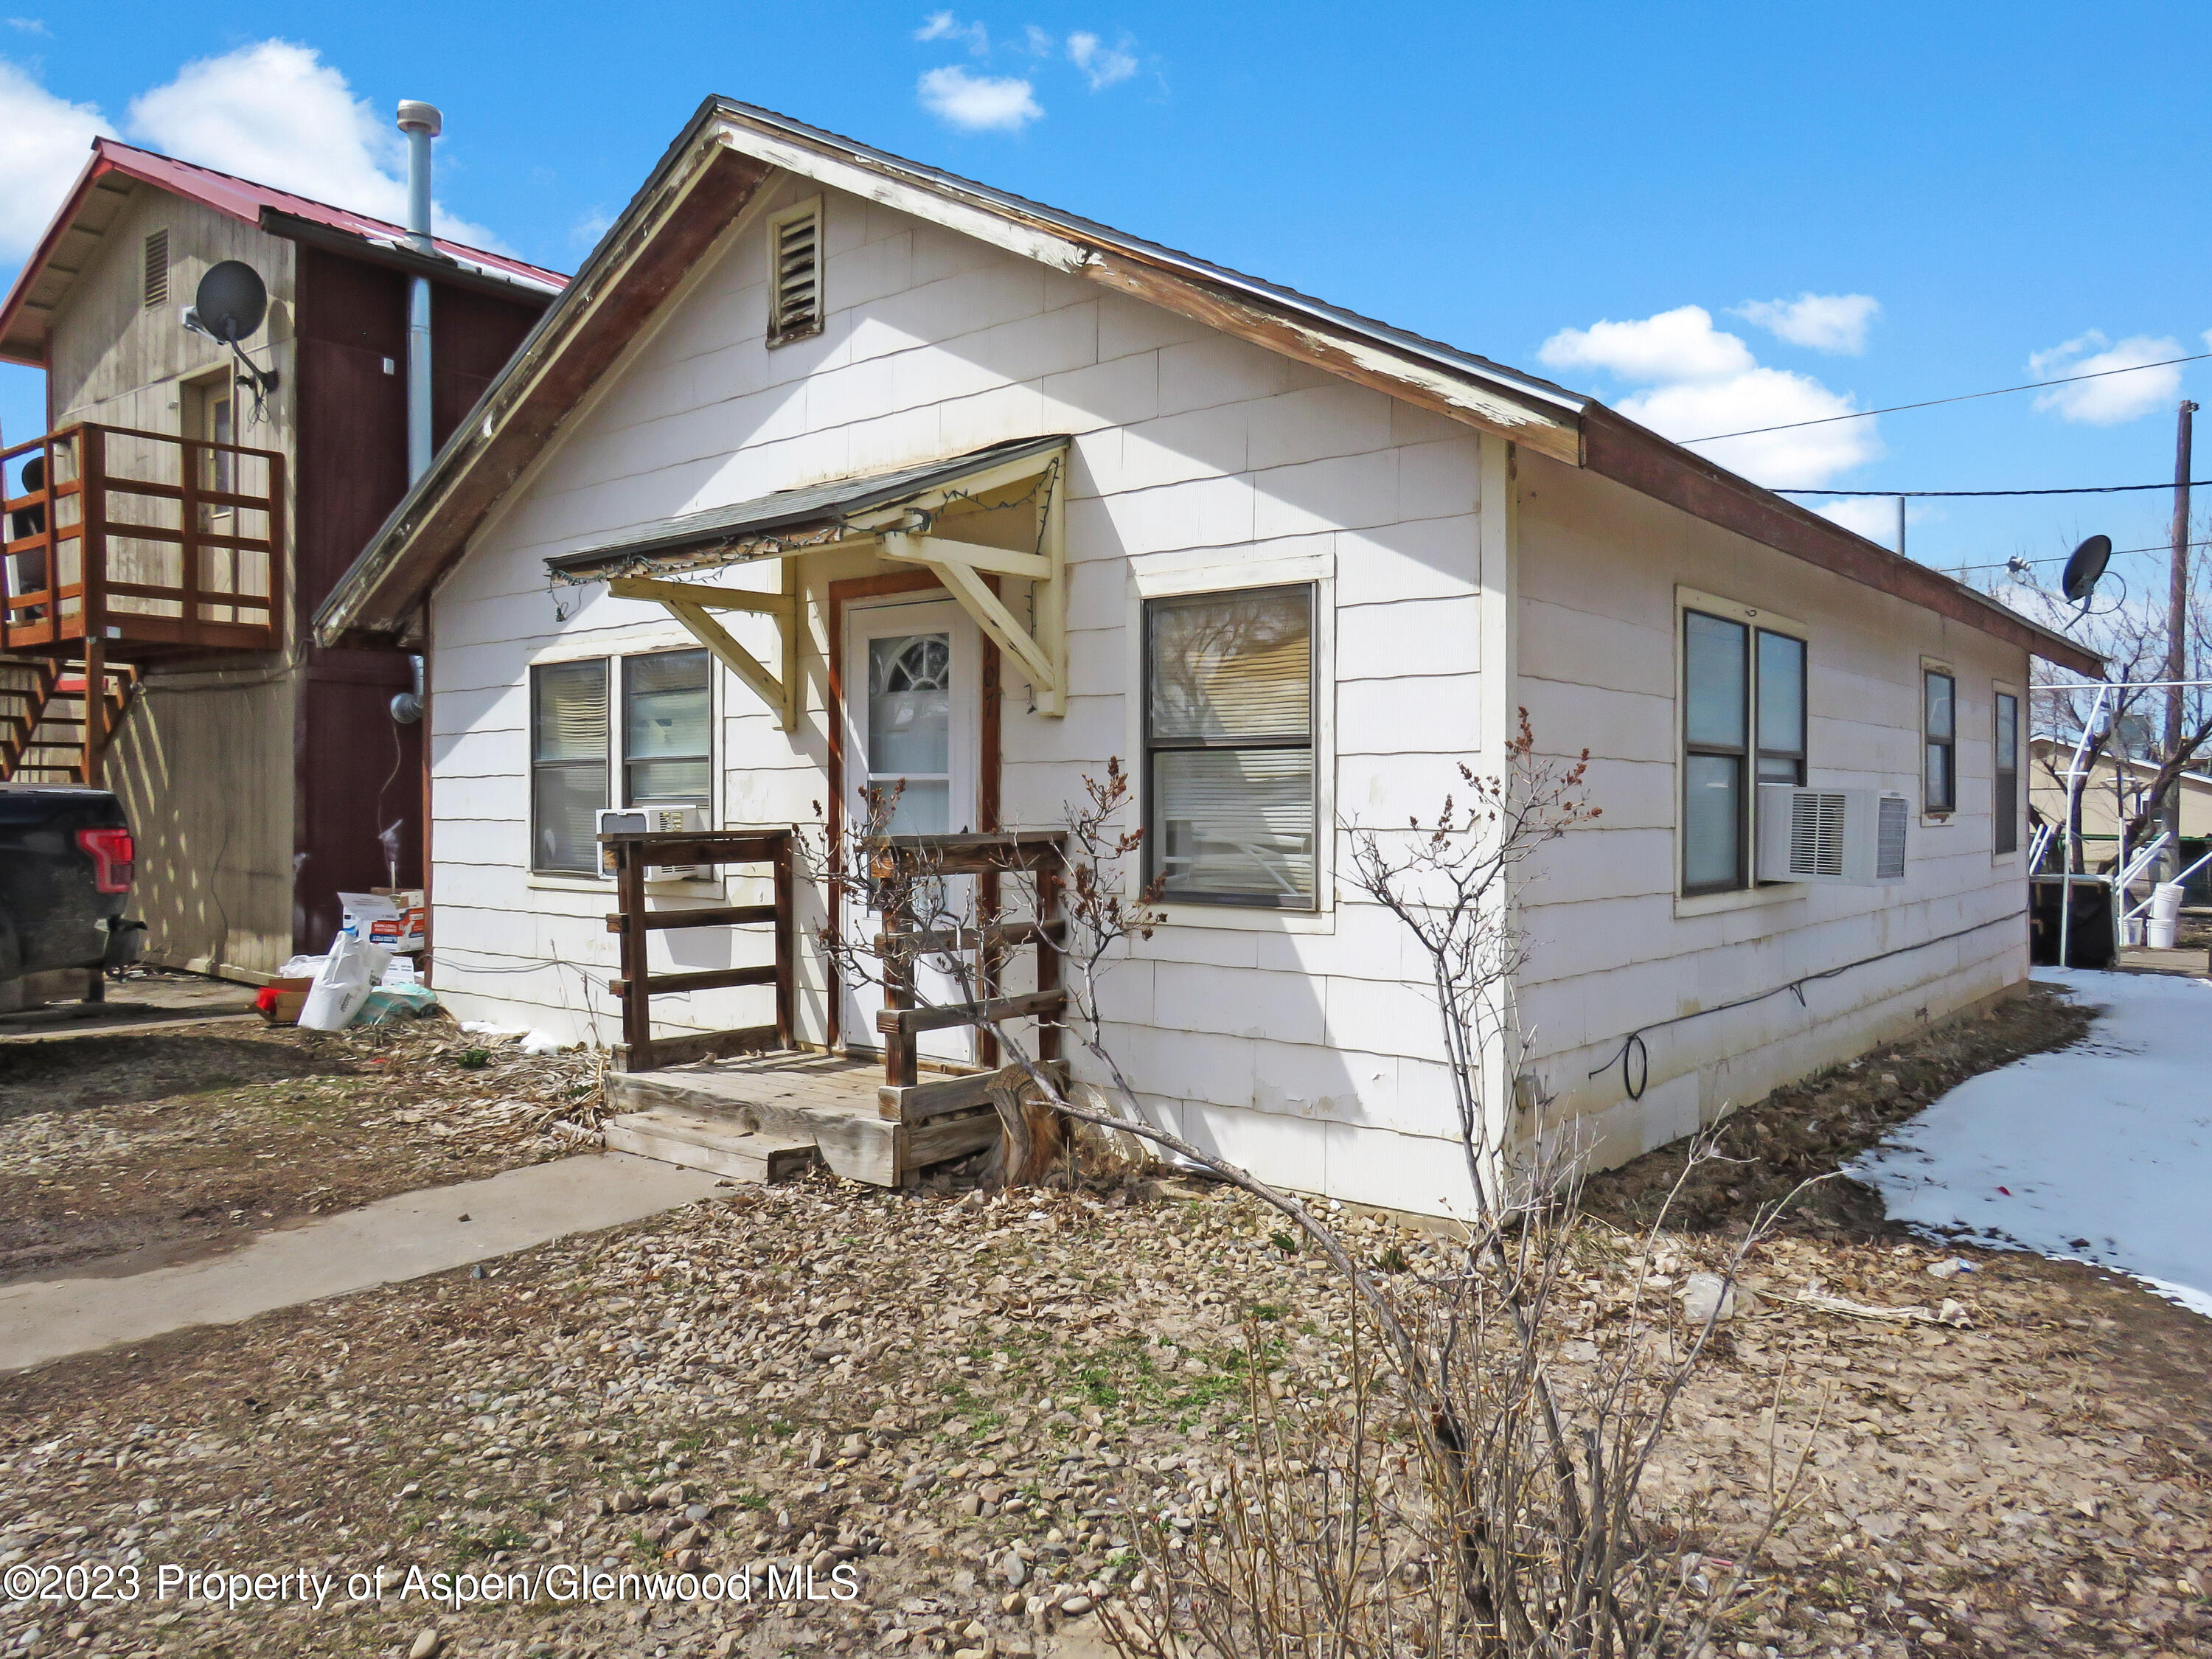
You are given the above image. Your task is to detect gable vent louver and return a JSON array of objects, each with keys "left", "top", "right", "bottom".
[
  {"left": 768, "top": 200, "right": 823, "bottom": 346},
  {"left": 143, "top": 231, "right": 170, "bottom": 310}
]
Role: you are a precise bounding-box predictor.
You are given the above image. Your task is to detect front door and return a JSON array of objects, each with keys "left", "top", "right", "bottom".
[{"left": 841, "top": 595, "right": 982, "bottom": 1063}]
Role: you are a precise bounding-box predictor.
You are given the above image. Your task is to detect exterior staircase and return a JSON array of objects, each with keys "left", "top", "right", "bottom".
[{"left": 0, "top": 656, "right": 140, "bottom": 784}]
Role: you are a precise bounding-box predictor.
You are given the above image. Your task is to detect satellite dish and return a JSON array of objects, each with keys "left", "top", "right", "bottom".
[
  {"left": 2062, "top": 534, "right": 2112, "bottom": 604},
  {"left": 192, "top": 261, "right": 268, "bottom": 344}
]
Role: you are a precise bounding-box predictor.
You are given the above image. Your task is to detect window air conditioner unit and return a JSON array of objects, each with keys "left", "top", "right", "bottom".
[
  {"left": 1755, "top": 785, "right": 1909, "bottom": 885},
  {"left": 596, "top": 804, "right": 712, "bottom": 881}
]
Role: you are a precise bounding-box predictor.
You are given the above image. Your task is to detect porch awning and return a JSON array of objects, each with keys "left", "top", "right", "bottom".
[
  {"left": 544, "top": 433, "right": 1071, "bottom": 580},
  {"left": 546, "top": 434, "right": 1073, "bottom": 727}
]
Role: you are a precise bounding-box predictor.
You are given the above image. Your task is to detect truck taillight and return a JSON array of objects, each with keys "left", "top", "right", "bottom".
[{"left": 77, "top": 827, "right": 135, "bottom": 893}]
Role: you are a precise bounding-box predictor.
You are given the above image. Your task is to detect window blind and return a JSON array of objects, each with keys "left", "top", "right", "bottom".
[
  {"left": 532, "top": 660, "right": 609, "bottom": 874},
  {"left": 1144, "top": 585, "right": 1315, "bottom": 907}
]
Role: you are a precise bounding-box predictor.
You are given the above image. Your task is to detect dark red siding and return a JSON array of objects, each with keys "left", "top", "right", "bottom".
[{"left": 291, "top": 246, "right": 547, "bottom": 950}]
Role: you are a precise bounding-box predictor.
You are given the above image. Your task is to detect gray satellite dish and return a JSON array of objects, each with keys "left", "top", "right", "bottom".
[{"left": 192, "top": 261, "right": 268, "bottom": 344}]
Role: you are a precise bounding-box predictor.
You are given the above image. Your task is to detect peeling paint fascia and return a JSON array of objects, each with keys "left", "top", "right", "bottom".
[{"left": 712, "top": 125, "right": 1094, "bottom": 276}]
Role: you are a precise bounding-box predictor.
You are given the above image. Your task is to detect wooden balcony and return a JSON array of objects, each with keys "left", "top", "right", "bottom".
[{"left": 2, "top": 422, "right": 285, "bottom": 658}]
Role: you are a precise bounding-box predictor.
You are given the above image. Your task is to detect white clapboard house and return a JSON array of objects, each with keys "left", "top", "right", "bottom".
[{"left": 316, "top": 100, "right": 2098, "bottom": 1214}]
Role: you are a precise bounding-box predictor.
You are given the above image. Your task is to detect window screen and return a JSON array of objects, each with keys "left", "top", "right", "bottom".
[
  {"left": 1994, "top": 690, "right": 2020, "bottom": 854},
  {"left": 1683, "top": 611, "right": 1749, "bottom": 893},
  {"left": 532, "top": 660, "right": 609, "bottom": 874},
  {"left": 1144, "top": 585, "right": 1315, "bottom": 907},
  {"left": 1924, "top": 669, "right": 1957, "bottom": 814},
  {"left": 1756, "top": 630, "right": 1806, "bottom": 785},
  {"left": 623, "top": 649, "right": 712, "bottom": 804}
]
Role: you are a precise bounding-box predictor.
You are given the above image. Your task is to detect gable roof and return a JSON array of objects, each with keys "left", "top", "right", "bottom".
[
  {"left": 310, "top": 96, "right": 2101, "bottom": 678},
  {"left": 1, "top": 137, "right": 566, "bottom": 366}
]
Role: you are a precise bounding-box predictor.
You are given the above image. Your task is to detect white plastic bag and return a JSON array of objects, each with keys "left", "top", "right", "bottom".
[{"left": 298, "top": 933, "right": 393, "bottom": 1030}]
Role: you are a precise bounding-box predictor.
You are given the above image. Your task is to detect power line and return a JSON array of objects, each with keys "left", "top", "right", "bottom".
[
  {"left": 1774, "top": 478, "right": 2212, "bottom": 498},
  {"left": 1942, "top": 537, "right": 2212, "bottom": 575},
  {"left": 1681, "top": 349, "right": 2212, "bottom": 444}
]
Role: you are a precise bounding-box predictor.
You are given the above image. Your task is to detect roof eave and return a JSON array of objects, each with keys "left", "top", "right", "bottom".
[{"left": 1580, "top": 404, "right": 2105, "bottom": 678}]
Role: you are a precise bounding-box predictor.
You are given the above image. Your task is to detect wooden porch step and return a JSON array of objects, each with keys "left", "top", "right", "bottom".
[{"left": 602, "top": 1107, "right": 820, "bottom": 1183}]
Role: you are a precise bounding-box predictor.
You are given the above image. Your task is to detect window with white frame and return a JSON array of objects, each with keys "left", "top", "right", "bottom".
[
  {"left": 1993, "top": 687, "right": 2020, "bottom": 853},
  {"left": 529, "top": 649, "right": 712, "bottom": 875},
  {"left": 531, "top": 659, "right": 610, "bottom": 875},
  {"left": 1144, "top": 584, "right": 1316, "bottom": 908},
  {"left": 1924, "top": 667, "right": 1958, "bottom": 815},
  {"left": 1681, "top": 602, "right": 1809, "bottom": 895}
]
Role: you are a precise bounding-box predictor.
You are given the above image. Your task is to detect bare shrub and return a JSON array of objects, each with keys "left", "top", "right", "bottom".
[{"left": 808, "top": 727, "right": 1812, "bottom": 1655}]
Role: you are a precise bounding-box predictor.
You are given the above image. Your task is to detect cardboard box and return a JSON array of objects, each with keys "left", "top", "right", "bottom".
[
  {"left": 338, "top": 889, "right": 426, "bottom": 953},
  {"left": 257, "top": 977, "right": 315, "bottom": 1025}
]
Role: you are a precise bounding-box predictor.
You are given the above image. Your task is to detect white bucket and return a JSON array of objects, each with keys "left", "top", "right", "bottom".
[{"left": 2146, "top": 882, "right": 2185, "bottom": 950}]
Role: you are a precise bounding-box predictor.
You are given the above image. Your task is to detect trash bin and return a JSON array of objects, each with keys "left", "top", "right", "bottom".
[{"left": 2028, "top": 879, "right": 2115, "bottom": 969}]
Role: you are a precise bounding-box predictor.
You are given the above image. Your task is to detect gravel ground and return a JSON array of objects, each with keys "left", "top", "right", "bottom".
[
  {"left": 0, "top": 984, "right": 2205, "bottom": 1658},
  {"left": 0, "top": 1174, "right": 2205, "bottom": 1658},
  {"left": 0, "top": 1018, "right": 599, "bottom": 1283}
]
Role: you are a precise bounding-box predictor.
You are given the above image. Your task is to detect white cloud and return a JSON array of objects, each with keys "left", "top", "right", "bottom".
[
  {"left": 914, "top": 10, "right": 989, "bottom": 52},
  {"left": 125, "top": 41, "right": 509, "bottom": 252},
  {"left": 1541, "top": 304, "right": 1876, "bottom": 487},
  {"left": 1809, "top": 495, "right": 1910, "bottom": 547},
  {"left": 0, "top": 58, "right": 110, "bottom": 260},
  {"left": 917, "top": 65, "right": 1042, "bottom": 133},
  {"left": 2026, "top": 330, "right": 2183, "bottom": 425},
  {"left": 7, "top": 18, "right": 51, "bottom": 35},
  {"left": 570, "top": 205, "right": 613, "bottom": 248},
  {"left": 1734, "top": 291, "right": 1879, "bottom": 355},
  {"left": 1066, "top": 30, "right": 1137, "bottom": 90},
  {"left": 1539, "top": 305, "right": 1756, "bottom": 384}
]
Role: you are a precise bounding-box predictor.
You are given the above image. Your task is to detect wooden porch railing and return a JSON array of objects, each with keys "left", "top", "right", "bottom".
[
  {"left": 602, "top": 827, "right": 796, "bottom": 1073},
  {"left": 869, "top": 830, "right": 1066, "bottom": 1120},
  {"left": 2, "top": 422, "right": 284, "bottom": 656}
]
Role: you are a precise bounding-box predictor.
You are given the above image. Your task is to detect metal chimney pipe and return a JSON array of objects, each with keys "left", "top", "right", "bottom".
[{"left": 396, "top": 100, "right": 442, "bottom": 484}]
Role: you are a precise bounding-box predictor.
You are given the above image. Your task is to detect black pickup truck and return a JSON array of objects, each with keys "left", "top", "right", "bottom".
[{"left": 0, "top": 784, "right": 139, "bottom": 1013}]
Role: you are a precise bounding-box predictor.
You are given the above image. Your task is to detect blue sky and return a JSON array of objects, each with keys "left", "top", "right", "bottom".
[{"left": 6, "top": 0, "right": 2212, "bottom": 605}]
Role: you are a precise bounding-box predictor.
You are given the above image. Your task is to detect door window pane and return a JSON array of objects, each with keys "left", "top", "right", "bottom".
[
  {"left": 868, "top": 633, "right": 952, "bottom": 775},
  {"left": 532, "top": 660, "right": 609, "bottom": 874},
  {"left": 1683, "top": 754, "right": 1742, "bottom": 891},
  {"left": 1684, "top": 612, "right": 1747, "bottom": 747},
  {"left": 1144, "top": 585, "right": 1315, "bottom": 908}
]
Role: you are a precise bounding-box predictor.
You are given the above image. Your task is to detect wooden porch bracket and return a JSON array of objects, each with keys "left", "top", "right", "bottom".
[
  {"left": 609, "top": 564, "right": 800, "bottom": 730},
  {"left": 874, "top": 451, "right": 1066, "bottom": 716}
]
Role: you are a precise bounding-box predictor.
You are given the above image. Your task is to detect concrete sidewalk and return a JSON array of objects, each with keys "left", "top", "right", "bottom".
[{"left": 0, "top": 1152, "right": 723, "bottom": 1371}]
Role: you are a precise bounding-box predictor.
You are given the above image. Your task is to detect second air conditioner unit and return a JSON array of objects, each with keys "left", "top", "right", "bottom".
[
  {"left": 1755, "top": 785, "right": 1909, "bottom": 885},
  {"left": 596, "top": 804, "right": 713, "bottom": 882}
]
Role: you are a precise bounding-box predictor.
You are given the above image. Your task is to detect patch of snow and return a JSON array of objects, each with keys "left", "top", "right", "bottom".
[
  {"left": 518, "top": 1030, "right": 572, "bottom": 1056},
  {"left": 459, "top": 1021, "right": 529, "bottom": 1039},
  {"left": 1850, "top": 967, "right": 2212, "bottom": 1319}
]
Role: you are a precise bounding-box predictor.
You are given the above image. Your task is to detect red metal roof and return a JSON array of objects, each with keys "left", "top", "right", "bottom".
[{"left": 1, "top": 137, "right": 566, "bottom": 365}]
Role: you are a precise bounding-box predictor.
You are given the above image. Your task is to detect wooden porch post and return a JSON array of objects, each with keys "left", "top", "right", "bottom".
[
  {"left": 616, "top": 843, "right": 650, "bottom": 1054},
  {"left": 80, "top": 636, "right": 105, "bottom": 787}
]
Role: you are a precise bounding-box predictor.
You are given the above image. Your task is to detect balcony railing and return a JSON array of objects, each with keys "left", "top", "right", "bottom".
[{"left": 2, "top": 422, "right": 285, "bottom": 656}]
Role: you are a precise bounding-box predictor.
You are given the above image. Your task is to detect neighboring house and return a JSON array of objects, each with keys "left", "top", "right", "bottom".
[
  {"left": 0, "top": 139, "right": 563, "bottom": 975},
  {"left": 2028, "top": 734, "right": 2211, "bottom": 900},
  {"left": 314, "top": 100, "right": 2098, "bottom": 1214}
]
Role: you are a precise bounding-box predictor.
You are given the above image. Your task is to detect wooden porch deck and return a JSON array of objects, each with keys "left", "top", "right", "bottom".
[
  {"left": 594, "top": 824, "right": 1068, "bottom": 1188},
  {"left": 603, "top": 1048, "right": 1003, "bottom": 1187}
]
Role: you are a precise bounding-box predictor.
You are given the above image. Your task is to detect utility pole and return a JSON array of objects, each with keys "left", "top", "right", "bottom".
[{"left": 2166, "top": 400, "right": 2197, "bottom": 880}]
